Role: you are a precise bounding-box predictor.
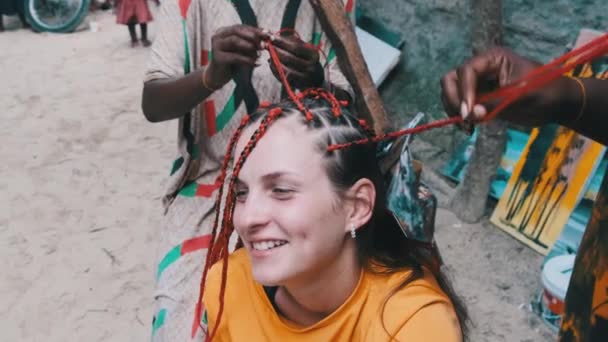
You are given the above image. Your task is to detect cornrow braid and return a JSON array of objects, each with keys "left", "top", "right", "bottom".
[
  {"left": 297, "top": 88, "right": 343, "bottom": 118},
  {"left": 266, "top": 36, "right": 314, "bottom": 121}
]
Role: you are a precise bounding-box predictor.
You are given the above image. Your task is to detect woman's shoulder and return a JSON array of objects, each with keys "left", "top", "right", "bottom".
[
  {"left": 364, "top": 266, "right": 462, "bottom": 341},
  {"left": 368, "top": 266, "right": 450, "bottom": 305}
]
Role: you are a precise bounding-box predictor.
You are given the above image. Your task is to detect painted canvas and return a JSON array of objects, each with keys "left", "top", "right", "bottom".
[
  {"left": 490, "top": 124, "right": 605, "bottom": 255},
  {"left": 545, "top": 156, "right": 607, "bottom": 261},
  {"left": 490, "top": 29, "right": 608, "bottom": 255}
]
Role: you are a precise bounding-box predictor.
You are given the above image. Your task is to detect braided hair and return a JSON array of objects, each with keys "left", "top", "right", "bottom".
[{"left": 197, "top": 89, "right": 468, "bottom": 341}]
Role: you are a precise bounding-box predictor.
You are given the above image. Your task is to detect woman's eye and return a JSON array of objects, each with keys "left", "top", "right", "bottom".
[
  {"left": 234, "top": 189, "right": 248, "bottom": 202},
  {"left": 272, "top": 188, "right": 294, "bottom": 199}
]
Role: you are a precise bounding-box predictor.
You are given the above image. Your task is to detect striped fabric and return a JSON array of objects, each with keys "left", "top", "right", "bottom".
[
  {"left": 146, "top": 0, "right": 354, "bottom": 207},
  {"left": 144, "top": 1, "right": 355, "bottom": 340}
]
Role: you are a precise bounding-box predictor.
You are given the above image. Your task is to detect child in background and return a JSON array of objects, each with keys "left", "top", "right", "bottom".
[{"left": 116, "top": 0, "right": 153, "bottom": 47}]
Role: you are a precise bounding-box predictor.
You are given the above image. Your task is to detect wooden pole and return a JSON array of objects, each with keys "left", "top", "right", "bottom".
[
  {"left": 450, "top": 0, "right": 508, "bottom": 223},
  {"left": 309, "top": 0, "right": 390, "bottom": 135}
]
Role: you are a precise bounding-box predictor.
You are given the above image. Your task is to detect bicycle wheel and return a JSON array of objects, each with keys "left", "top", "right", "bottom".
[{"left": 25, "top": 0, "right": 91, "bottom": 33}]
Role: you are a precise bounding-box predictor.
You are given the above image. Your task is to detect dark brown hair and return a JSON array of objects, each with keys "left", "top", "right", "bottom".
[{"left": 199, "top": 92, "right": 468, "bottom": 341}]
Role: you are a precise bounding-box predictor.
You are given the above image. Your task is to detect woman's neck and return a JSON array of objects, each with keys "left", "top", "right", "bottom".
[{"left": 273, "top": 242, "right": 361, "bottom": 326}]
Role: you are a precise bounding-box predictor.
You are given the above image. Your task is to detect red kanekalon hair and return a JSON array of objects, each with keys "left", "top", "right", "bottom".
[
  {"left": 192, "top": 27, "right": 350, "bottom": 338},
  {"left": 189, "top": 114, "right": 249, "bottom": 336},
  {"left": 192, "top": 30, "right": 608, "bottom": 340},
  {"left": 192, "top": 27, "right": 371, "bottom": 338},
  {"left": 193, "top": 88, "right": 365, "bottom": 341},
  {"left": 328, "top": 33, "right": 608, "bottom": 152}
]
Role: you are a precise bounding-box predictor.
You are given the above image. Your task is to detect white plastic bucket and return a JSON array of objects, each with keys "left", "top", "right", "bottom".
[{"left": 539, "top": 254, "right": 575, "bottom": 331}]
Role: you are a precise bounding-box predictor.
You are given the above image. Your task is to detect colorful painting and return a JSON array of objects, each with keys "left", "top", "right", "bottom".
[
  {"left": 489, "top": 124, "right": 605, "bottom": 255},
  {"left": 490, "top": 29, "right": 608, "bottom": 256},
  {"left": 545, "top": 157, "right": 607, "bottom": 261}
]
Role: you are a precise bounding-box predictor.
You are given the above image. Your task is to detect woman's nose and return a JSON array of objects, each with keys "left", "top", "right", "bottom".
[{"left": 235, "top": 192, "right": 271, "bottom": 231}]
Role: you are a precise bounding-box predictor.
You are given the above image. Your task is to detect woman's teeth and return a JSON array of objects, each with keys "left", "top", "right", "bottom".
[{"left": 252, "top": 240, "right": 287, "bottom": 251}]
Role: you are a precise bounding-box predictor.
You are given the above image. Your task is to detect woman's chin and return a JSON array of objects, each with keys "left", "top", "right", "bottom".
[
  {"left": 251, "top": 264, "right": 290, "bottom": 287},
  {"left": 251, "top": 267, "right": 286, "bottom": 287},
  {"left": 251, "top": 262, "right": 287, "bottom": 286}
]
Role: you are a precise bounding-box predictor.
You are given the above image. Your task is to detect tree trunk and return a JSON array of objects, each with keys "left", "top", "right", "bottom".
[
  {"left": 450, "top": 0, "right": 508, "bottom": 223},
  {"left": 308, "top": 0, "right": 390, "bottom": 134}
]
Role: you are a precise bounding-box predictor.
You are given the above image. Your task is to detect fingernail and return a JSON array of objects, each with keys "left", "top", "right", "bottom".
[
  {"left": 460, "top": 101, "right": 469, "bottom": 120},
  {"left": 473, "top": 104, "right": 487, "bottom": 120}
]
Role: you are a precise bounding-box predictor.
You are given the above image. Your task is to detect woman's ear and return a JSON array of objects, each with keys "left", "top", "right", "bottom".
[{"left": 344, "top": 178, "right": 376, "bottom": 233}]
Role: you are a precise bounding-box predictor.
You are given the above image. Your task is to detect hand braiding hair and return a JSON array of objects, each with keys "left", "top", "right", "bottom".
[
  {"left": 328, "top": 33, "right": 608, "bottom": 152},
  {"left": 192, "top": 30, "right": 608, "bottom": 340}
]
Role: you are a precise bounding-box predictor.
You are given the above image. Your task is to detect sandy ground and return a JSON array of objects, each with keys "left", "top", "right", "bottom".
[{"left": 1, "top": 8, "right": 555, "bottom": 342}]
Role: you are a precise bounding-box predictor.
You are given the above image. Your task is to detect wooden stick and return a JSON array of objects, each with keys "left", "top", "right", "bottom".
[{"left": 309, "top": 0, "right": 390, "bottom": 134}]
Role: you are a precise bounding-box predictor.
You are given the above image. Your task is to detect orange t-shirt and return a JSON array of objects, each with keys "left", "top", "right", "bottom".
[{"left": 202, "top": 249, "right": 462, "bottom": 341}]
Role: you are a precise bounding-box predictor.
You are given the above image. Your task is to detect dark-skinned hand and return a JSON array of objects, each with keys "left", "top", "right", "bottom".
[
  {"left": 205, "top": 25, "right": 269, "bottom": 90},
  {"left": 440, "top": 47, "right": 576, "bottom": 128},
  {"left": 268, "top": 34, "right": 325, "bottom": 89}
]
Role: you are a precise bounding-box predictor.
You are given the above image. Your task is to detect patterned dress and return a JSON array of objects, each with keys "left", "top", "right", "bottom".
[
  {"left": 559, "top": 58, "right": 608, "bottom": 341},
  {"left": 560, "top": 173, "right": 608, "bottom": 341},
  {"left": 144, "top": 0, "right": 354, "bottom": 340},
  {"left": 116, "top": 0, "right": 153, "bottom": 25}
]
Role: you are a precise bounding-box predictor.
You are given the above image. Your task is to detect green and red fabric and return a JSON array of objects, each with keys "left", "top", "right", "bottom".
[
  {"left": 178, "top": 179, "right": 221, "bottom": 198},
  {"left": 201, "top": 49, "right": 212, "bottom": 66},
  {"left": 152, "top": 309, "right": 167, "bottom": 336},
  {"left": 204, "top": 94, "right": 237, "bottom": 137},
  {"left": 157, "top": 234, "right": 213, "bottom": 280}
]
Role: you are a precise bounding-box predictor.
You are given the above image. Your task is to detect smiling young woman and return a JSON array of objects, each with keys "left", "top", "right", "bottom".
[{"left": 200, "top": 93, "right": 468, "bottom": 341}]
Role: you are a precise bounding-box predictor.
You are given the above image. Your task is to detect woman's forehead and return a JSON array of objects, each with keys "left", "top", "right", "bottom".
[
  {"left": 236, "top": 115, "right": 325, "bottom": 180},
  {"left": 237, "top": 115, "right": 314, "bottom": 153}
]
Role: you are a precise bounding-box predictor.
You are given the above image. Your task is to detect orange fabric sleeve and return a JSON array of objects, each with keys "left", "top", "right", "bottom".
[{"left": 395, "top": 301, "right": 462, "bottom": 342}]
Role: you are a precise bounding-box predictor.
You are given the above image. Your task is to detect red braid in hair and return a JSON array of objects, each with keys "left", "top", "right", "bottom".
[
  {"left": 191, "top": 114, "right": 250, "bottom": 338},
  {"left": 197, "top": 106, "right": 294, "bottom": 341},
  {"left": 192, "top": 30, "right": 333, "bottom": 340}
]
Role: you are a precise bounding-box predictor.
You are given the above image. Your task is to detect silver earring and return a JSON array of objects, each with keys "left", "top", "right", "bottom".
[{"left": 350, "top": 225, "right": 357, "bottom": 239}]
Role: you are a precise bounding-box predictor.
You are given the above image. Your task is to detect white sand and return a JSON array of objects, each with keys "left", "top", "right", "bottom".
[
  {"left": 1, "top": 8, "right": 553, "bottom": 342},
  {"left": 1, "top": 9, "right": 172, "bottom": 341}
]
